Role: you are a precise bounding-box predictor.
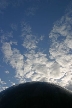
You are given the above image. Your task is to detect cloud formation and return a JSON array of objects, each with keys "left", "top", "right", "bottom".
[
  {"left": 21, "top": 22, "right": 38, "bottom": 50},
  {"left": 49, "top": 4, "right": 72, "bottom": 87},
  {"left": 0, "top": 78, "right": 8, "bottom": 92},
  {"left": 2, "top": 42, "right": 24, "bottom": 78},
  {"left": 5, "top": 70, "right": 9, "bottom": 74},
  {"left": 2, "top": 40, "right": 67, "bottom": 87},
  {"left": 11, "top": 24, "right": 17, "bottom": 31},
  {"left": 2, "top": 12, "right": 72, "bottom": 88},
  {"left": 0, "top": 78, "right": 6, "bottom": 84}
]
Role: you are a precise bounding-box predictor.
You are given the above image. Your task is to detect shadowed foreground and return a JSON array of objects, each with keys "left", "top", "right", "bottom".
[{"left": 0, "top": 82, "right": 72, "bottom": 108}]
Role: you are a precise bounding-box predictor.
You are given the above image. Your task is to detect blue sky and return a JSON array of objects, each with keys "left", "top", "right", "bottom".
[{"left": 0, "top": 0, "right": 72, "bottom": 92}]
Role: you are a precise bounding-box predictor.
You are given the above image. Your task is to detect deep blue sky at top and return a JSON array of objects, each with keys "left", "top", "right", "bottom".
[
  {"left": 0, "top": 0, "right": 70, "bottom": 54},
  {"left": 0, "top": 0, "right": 70, "bottom": 34}
]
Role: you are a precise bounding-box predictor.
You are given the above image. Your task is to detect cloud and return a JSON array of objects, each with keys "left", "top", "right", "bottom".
[
  {"left": 2, "top": 42, "right": 24, "bottom": 78},
  {"left": 49, "top": 3, "right": 72, "bottom": 87},
  {"left": 5, "top": 70, "right": 9, "bottom": 74},
  {"left": 11, "top": 82, "right": 16, "bottom": 86},
  {"left": 0, "top": 78, "right": 6, "bottom": 84},
  {"left": 0, "top": 0, "right": 24, "bottom": 14},
  {"left": 0, "top": 78, "right": 8, "bottom": 92},
  {"left": 2, "top": 16, "right": 72, "bottom": 88},
  {"left": 1, "top": 1, "right": 72, "bottom": 89},
  {"left": 9, "top": 41, "right": 18, "bottom": 45},
  {"left": 0, "top": 31, "right": 13, "bottom": 43},
  {"left": 2, "top": 40, "right": 72, "bottom": 88},
  {"left": 21, "top": 22, "right": 38, "bottom": 50},
  {"left": 1, "top": 42, "right": 53, "bottom": 84},
  {"left": 2, "top": 42, "right": 13, "bottom": 62},
  {"left": 0, "top": 86, "right": 8, "bottom": 92},
  {"left": 22, "top": 35, "right": 38, "bottom": 50},
  {"left": 21, "top": 22, "right": 32, "bottom": 37},
  {"left": 18, "top": 50, "right": 54, "bottom": 83},
  {"left": 49, "top": 14, "right": 72, "bottom": 40},
  {"left": 39, "top": 35, "right": 44, "bottom": 41},
  {"left": 11, "top": 24, "right": 17, "bottom": 31},
  {"left": 49, "top": 62, "right": 61, "bottom": 77},
  {"left": 21, "top": 22, "right": 46, "bottom": 50}
]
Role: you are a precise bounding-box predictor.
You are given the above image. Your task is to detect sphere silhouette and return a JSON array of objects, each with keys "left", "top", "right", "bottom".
[{"left": 0, "top": 82, "right": 72, "bottom": 108}]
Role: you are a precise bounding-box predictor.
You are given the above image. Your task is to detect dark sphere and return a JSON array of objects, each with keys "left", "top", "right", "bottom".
[{"left": 0, "top": 82, "right": 72, "bottom": 108}]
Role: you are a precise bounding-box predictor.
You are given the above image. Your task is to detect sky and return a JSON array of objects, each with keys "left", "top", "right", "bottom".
[{"left": 0, "top": 0, "right": 72, "bottom": 92}]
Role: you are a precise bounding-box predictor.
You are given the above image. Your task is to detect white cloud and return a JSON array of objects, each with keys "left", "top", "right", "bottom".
[
  {"left": 2, "top": 39, "right": 72, "bottom": 88},
  {"left": 0, "top": 31, "right": 13, "bottom": 43},
  {"left": 10, "top": 41, "right": 17, "bottom": 45},
  {"left": 64, "top": 36, "right": 72, "bottom": 49},
  {"left": 21, "top": 22, "right": 38, "bottom": 50},
  {"left": 0, "top": 78, "right": 6, "bottom": 84},
  {"left": 2, "top": 42, "right": 13, "bottom": 62},
  {"left": 11, "top": 82, "right": 16, "bottom": 86},
  {"left": 0, "top": 86, "right": 8, "bottom": 92},
  {"left": 22, "top": 35, "right": 38, "bottom": 50},
  {"left": 2, "top": 42, "right": 56, "bottom": 84},
  {"left": 49, "top": 62, "right": 61, "bottom": 78},
  {"left": 2, "top": 40, "right": 70, "bottom": 87},
  {"left": 49, "top": 14, "right": 72, "bottom": 40},
  {"left": 2, "top": 42, "right": 24, "bottom": 78},
  {"left": 5, "top": 70, "right": 9, "bottom": 74},
  {"left": 0, "top": 79, "right": 8, "bottom": 91},
  {"left": 49, "top": 4, "right": 72, "bottom": 87},
  {"left": 22, "top": 50, "right": 62, "bottom": 82},
  {"left": 21, "top": 22, "right": 46, "bottom": 51},
  {"left": 39, "top": 35, "right": 44, "bottom": 41}
]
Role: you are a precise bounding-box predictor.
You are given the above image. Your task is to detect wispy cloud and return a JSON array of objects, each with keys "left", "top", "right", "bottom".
[
  {"left": 0, "top": 78, "right": 8, "bottom": 92},
  {"left": 21, "top": 22, "right": 32, "bottom": 37},
  {"left": 0, "top": 0, "right": 24, "bottom": 14},
  {"left": 0, "top": 0, "right": 9, "bottom": 14},
  {"left": 5, "top": 70, "right": 9, "bottom": 74},
  {"left": 21, "top": 22, "right": 45, "bottom": 50},
  {"left": 11, "top": 23, "right": 17, "bottom": 31},
  {"left": 21, "top": 22, "right": 38, "bottom": 50},
  {"left": 39, "top": 35, "right": 44, "bottom": 41},
  {"left": 0, "top": 78, "right": 6, "bottom": 84},
  {"left": 0, "top": 31, "right": 13, "bottom": 43},
  {"left": 0, "top": 86, "right": 8, "bottom": 92},
  {"left": 22, "top": 35, "right": 38, "bottom": 50},
  {"left": 11, "top": 82, "right": 15, "bottom": 86}
]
